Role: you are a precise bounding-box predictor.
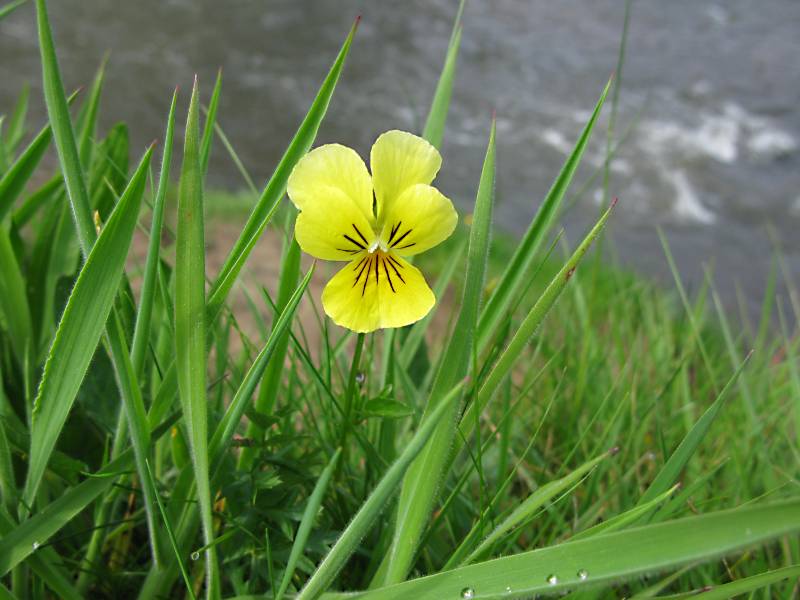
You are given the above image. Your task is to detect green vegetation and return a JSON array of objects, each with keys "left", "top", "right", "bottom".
[{"left": 0, "top": 0, "right": 798, "bottom": 598}]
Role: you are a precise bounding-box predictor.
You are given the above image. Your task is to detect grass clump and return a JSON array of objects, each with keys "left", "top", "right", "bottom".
[{"left": 0, "top": 1, "right": 798, "bottom": 599}]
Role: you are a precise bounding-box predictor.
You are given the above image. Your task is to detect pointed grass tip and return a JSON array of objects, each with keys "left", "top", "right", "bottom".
[
  {"left": 608, "top": 445, "right": 620, "bottom": 456},
  {"left": 610, "top": 196, "right": 619, "bottom": 209}
]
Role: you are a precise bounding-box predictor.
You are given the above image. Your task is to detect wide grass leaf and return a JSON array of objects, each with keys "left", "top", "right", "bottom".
[
  {"left": 22, "top": 145, "right": 152, "bottom": 506},
  {"left": 351, "top": 499, "right": 800, "bottom": 599},
  {"left": 174, "top": 77, "right": 218, "bottom": 598}
]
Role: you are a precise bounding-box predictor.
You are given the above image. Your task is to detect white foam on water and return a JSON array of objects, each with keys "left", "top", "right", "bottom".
[
  {"left": 541, "top": 128, "right": 572, "bottom": 155},
  {"left": 642, "top": 114, "right": 739, "bottom": 163},
  {"left": 669, "top": 170, "right": 716, "bottom": 224},
  {"left": 746, "top": 130, "right": 798, "bottom": 160}
]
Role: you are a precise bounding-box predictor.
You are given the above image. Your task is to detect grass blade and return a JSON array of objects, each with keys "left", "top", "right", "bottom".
[
  {"left": 130, "top": 87, "right": 178, "bottom": 374},
  {"left": 275, "top": 448, "right": 342, "bottom": 600},
  {"left": 200, "top": 69, "right": 222, "bottom": 177},
  {"left": 209, "top": 265, "right": 314, "bottom": 459},
  {"left": 636, "top": 354, "right": 751, "bottom": 508},
  {"left": 0, "top": 0, "right": 27, "bottom": 21},
  {"left": 22, "top": 145, "right": 152, "bottom": 507},
  {"left": 205, "top": 18, "right": 359, "bottom": 320},
  {"left": 657, "top": 564, "right": 800, "bottom": 599},
  {"left": 476, "top": 78, "right": 612, "bottom": 350},
  {"left": 463, "top": 200, "right": 617, "bottom": 439},
  {"left": 297, "top": 379, "right": 468, "bottom": 600},
  {"left": 458, "top": 451, "right": 612, "bottom": 567},
  {"left": 174, "top": 77, "right": 217, "bottom": 599},
  {"left": 421, "top": 0, "right": 464, "bottom": 150},
  {"left": 352, "top": 499, "right": 800, "bottom": 599},
  {"left": 33, "top": 0, "right": 95, "bottom": 252},
  {"left": 0, "top": 120, "right": 52, "bottom": 222},
  {"left": 374, "top": 118, "right": 496, "bottom": 587}
]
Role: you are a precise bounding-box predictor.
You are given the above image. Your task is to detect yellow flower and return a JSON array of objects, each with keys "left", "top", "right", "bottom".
[{"left": 287, "top": 130, "right": 458, "bottom": 333}]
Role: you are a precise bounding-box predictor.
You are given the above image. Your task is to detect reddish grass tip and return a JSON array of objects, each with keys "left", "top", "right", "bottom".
[
  {"left": 608, "top": 446, "right": 620, "bottom": 456},
  {"left": 611, "top": 196, "right": 619, "bottom": 209}
]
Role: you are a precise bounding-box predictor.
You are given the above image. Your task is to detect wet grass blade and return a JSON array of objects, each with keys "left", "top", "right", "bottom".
[
  {"left": 22, "top": 145, "right": 151, "bottom": 507},
  {"left": 352, "top": 499, "right": 800, "bottom": 600},
  {"left": 174, "top": 77, "right": 218, "bottom": 599},
  {"left": 206, "top": 18, "right": 358, "bottom": 320},
  {"left": 374, "top": 119, "right": 496, "bottom": 587},
  {"left": 130, "top": 87, "right": 177, "bottom": 374},
  {"left": 275, "top": 448, "right": 341, "bottom": 600},
  {"left": 476, "top": 78, "right": 612, "bottom": 351},
  {"left": 297, "top": 379, "right": 468, "bottom": 600}
]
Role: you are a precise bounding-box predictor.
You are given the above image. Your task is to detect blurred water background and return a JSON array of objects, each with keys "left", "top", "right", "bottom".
[{"left": 2, "top": 0, "right": 799, "bottom": 315}]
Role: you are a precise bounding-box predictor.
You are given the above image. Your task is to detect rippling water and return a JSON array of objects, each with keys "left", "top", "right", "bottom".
[{"left": 2, "top": 0, "right": 798, "bottom": 309}]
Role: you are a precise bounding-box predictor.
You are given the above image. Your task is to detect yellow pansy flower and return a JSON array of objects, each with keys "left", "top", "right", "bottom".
[{"left": 287, "top": 130, "right": 458, "bottom": 333}]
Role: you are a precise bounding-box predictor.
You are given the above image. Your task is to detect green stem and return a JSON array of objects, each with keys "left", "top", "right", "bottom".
[{"left": 340, "top": 333, "right": 366, "bottom": 450}]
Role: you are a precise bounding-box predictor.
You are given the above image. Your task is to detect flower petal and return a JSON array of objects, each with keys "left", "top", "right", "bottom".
[
  {"left": 294, "top": 187, "right": 375, "bottom": 261},
  {"left": 287, "top": 143, "right": 374, "bottom": 222},
  {"left": 322, "top": 253, "right": 435, "bottom": 332},
  {"left": 379, "top": 184, "right": 458, "bottom": 256},
  {"left": 370, "top": 130, "right": 442, "bottom": 221}
]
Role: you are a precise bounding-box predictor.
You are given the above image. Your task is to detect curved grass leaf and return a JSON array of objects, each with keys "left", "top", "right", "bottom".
[
  {"left": 476, "top": 78, "right": 612, "bottom": 351},
  {"left": 457, "top": 451, "right": 612, "bottom": 567},
  {"left": 464, "top": 199, "right": 617, "bottom": 435},
  {"left": 206, "top": 17, "right": 359, "bottom": 321},
  {"left": 351, "top": 499, "right": 800, "bottom": 599},
  {"left": 22, "top": 145, "right": 152, "bottom": 507}
]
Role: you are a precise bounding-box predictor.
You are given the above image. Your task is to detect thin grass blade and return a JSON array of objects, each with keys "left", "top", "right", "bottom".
[
  {"left": 297, "top": 379, "right": 468, "bottom": 600},
  {"left": 476, "top": 78, "right": 612, "bottom": 350},
  {"left": 374, "top": 119, "right": 496, "bottom": 587},
  {"left": 206, "top": 18, "right": 358, "bottom": 320},
  {"left": 275, "top": 448, "right": 342, "bottom": 600}
]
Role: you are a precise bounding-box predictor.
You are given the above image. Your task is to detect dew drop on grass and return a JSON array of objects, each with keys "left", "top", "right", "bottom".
[
  {"left": 355, "top": 371, "right": 366, "bottom": 385},
  {"left": 546, "top": 574, "right": 558, "bottom": 585},
  {"left": 505, "top": 586, "right": 512, "bottom": 594},
  {"left": 32, "top": 541, "right": 40, "bottom": 550},
  {"left": 190, "top": 551, "right": 200, "bottom": 561},
  {"left": 460, "top": 587, "right": 475, "bottom": 599},
  {"left": 577, "top": 569, "right": 589, "bottom": 581}
]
